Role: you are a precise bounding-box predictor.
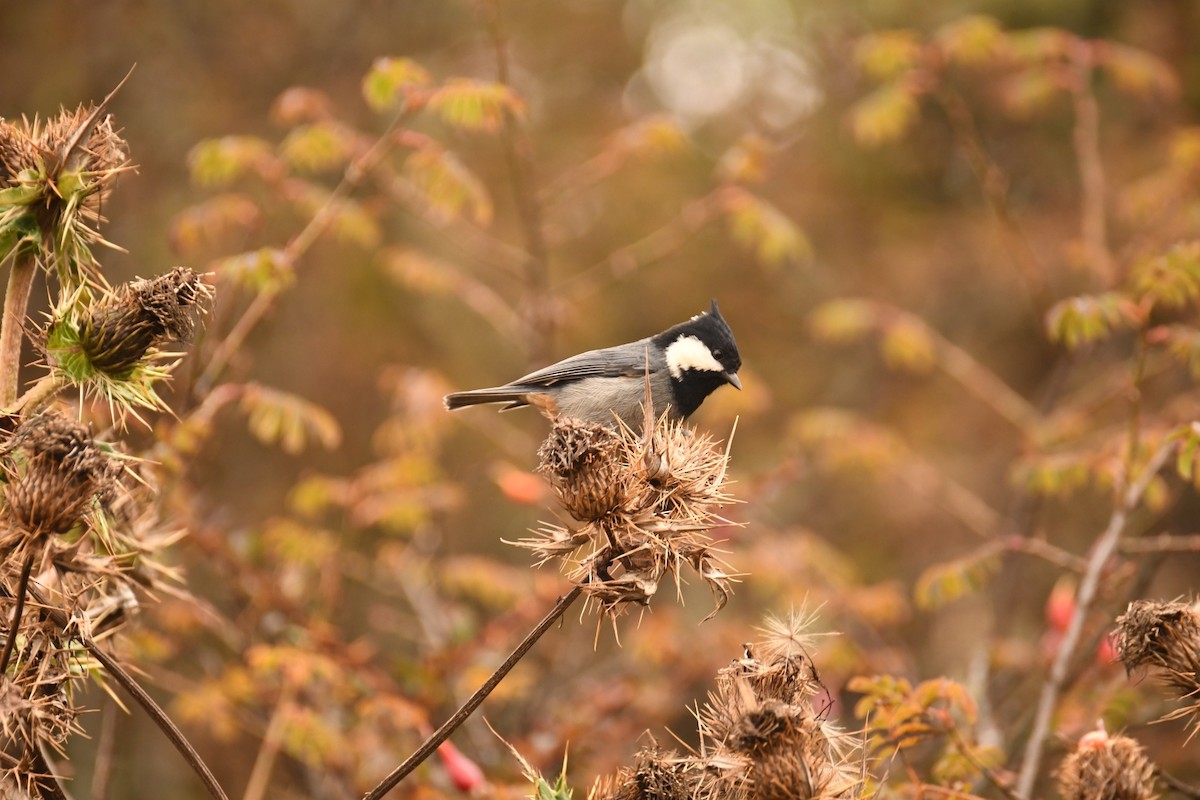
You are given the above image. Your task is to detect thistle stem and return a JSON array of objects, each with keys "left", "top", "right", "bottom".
[
  {"left": 0, "top": 253, "right": 38, "bottom": 407},
  {"left": 362, "top": 585, "right": 584, "bottom": 800},
  {"left": 6, "top": 374, "right": 67, "bottom": 416},
  {"left": 0, "top": 550, "right": 36, "bottom": 676}
]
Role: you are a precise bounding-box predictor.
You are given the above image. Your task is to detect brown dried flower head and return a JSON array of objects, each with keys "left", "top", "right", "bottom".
[
  {"left": 80, "top": 266, "right": 212, "bottom": 374},
  {"left": 2, "top": 414, "right": 121, "bottom": 539},
  {"left": 538, "top": 417, "right": 624, "bottom": 521},
  {"left": 517, "top": 408, "right": 738, "bottom": 617},
  {"left": 1056, "top": 725, "right": 1156, "bottom": 800},
  {"left": 0, "top": 119, "right": 38, "bottom": 187},
  {"left": 1113, "top": 599, "right": 1200, "bottom": 735},
  {"left": 591, "top": 615, "right": 860, "bottom": 800}
]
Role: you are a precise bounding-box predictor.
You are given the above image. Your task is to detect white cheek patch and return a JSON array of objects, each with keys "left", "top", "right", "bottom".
[{"left": 665, "top": 335, "right": 723, "bottom": 379}]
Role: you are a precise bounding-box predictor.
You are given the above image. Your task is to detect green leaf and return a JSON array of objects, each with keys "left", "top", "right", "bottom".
[
  {"left": 881, "top": 316, "right": 936, "bottom": 373},
  {"left": 854, "top": 30, "right": 923, "bottom": 81},
  {"left": 935, "top": 15, "right": 1009, "bottom": 67},
  {"left": 1008, "top": 27, "right": 1074, "bottom": 63},
  {"left": 426, "top": 79, "right": 526, "bottom": 133},
  {"left": 808, "top": 299, "right": 876, "bottom": 344},
  {"left": 850, "top": 80, "right": 920, "bottom": 147},
  {"left": 1045, "top": 292, "right": 1141, "bottom": 349},
  {"left": 187, "top": 136, "right": 277, "bottom": 187},
  {"left": 213, "top": 247, "right": 294, "bottom": 294},
  {"left": 402, "top": 145, "right": 493, "bottom": 225},
  {"left": 722, "top": 188, "right": 810, "bottom": 267},
  {"left": 1000, "top": 68, "right": 1062, "bottom": 118},
  {"left": 239, "top": 384, "right": 342, "bottom": 455},
  {"left": 362, "top": 56, "right": 432, "bottom": 112},
  {"left": 1132, "top": 241, "right": 1200, "bottom": 311},
  {"left": 1097, "top": 42, "right": 1179, "bottom": 99},
  {"left": 1010, "top": 453, "right": 1094, "bottom": 497},
  {"left": 914, "top": 543, "right": 1003, "bottom": 610},
  {"left": 280, "top": 122, "right": 354, "bottom": 174}
]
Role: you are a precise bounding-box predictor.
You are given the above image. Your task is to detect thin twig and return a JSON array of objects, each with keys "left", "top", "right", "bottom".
[
  {"left": 0, "top": 551, "right": 36, "bottom": 675},
  {"left": 361, "top": 585, "right": 584, "bottom": 800},
  {"left": 1014, "top": 438, "right": 1175, "bottom": 798},
  {"left": 1120, "top": 533, "right": 1200, "bottom": 554},
  {"left": 1069, "top": 40, "right": 1114, "bottom": 283},
  {"left": 242, "top": 680, "right": 296, "bottom": 800},
  {"left": 92, "top": 699, "right": 119, "bottom": 800},
  {"left": 947, "top": 726, "right": 1021, "bottom": 800},
  {"left": 478, "top": 0, "right": 554, "bottom": 362},
  {"left": 1157, "top": 766, "right": 1200, "bottom": 800}
]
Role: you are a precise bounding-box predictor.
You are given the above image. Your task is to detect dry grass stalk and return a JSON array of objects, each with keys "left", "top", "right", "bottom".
[
  {"left": 516, "top": 409, "right": 738, "bottom": 618},
  {"left": 1113, "top": 599, "right": 1200, "bottom": 736}
]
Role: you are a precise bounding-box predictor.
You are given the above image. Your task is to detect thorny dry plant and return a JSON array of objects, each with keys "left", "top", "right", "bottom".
[
  {"left": 588, "top": 611, "right": 863, "bottom": 800},
  {"left": 1055, "top": 725, "right": 1157, "bottom": 800},
  {"left": 513, "top": 408, "right": 739, "bottom": 620},
  {"left": 1113, "top": 599, "right": 1200, "bottom": 739},
  {"left": 0, "top": 90, "right": 214, "bottom": 797}
]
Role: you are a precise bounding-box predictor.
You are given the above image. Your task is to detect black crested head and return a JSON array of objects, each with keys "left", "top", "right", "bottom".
[{"left": 652, "top": 300, "right": 742, "bottom": 418}]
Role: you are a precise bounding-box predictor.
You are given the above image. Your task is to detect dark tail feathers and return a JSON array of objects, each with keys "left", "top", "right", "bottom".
[{"left": 444, "top": 387, "right": 531, "bottom": 411}]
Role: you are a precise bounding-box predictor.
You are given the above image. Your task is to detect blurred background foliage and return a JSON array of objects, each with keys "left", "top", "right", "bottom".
[{"left": 5, "top": 0, "right": 1200, "bottom": 798}]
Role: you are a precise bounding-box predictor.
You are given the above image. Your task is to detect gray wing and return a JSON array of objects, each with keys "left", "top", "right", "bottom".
[{"left": 511, "top": 338, "right": 661, "bottom": 387}]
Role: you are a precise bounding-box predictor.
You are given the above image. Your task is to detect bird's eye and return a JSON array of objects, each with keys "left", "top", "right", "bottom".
[{"left": 712, "top": 349, "right": 723, "bottom": 359}]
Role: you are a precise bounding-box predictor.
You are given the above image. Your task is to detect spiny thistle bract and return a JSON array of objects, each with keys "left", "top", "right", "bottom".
[
  {"left": 516, "top": 411, "right": 737, "bottom": 617},
  {"left": 1113, "top": 599, "right": 1200, "bottom": 736},
  {"left": 589, "top": 614, "right": 863, "bottom": 800},
  {"left": 1055, "top": 726, "right": 1157, "bottom": 800},
  {"left": 46, "top": 267, "right": 212, "bottom": 419},
  {"left": 0, "top": 105, "right": 129, "bottom": 287}
]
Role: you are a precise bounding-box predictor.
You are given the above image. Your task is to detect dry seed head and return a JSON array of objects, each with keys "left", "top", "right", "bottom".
[
  {"left": 519, "top": 411, "right": 738, "bottom": 617},
  {"left": 39, "top": 106, "right": 128, "bottom": 179},
  {"left": 80, "top": 267, "right": 211, "bottom": 374},
  {"left": 1056, "top": 728, "right": 1156, "bottom": 800},
  {"left": 0, "top": 120, "right": 37, "bottom": 186},
  {"left": 538, "top": 417, "right": 626, "bottom": 521},
  {"left": 1113, "top": 599, "right": 1200, "bottom": 735},
  {"left": 2, "top": 414, "right": 121, "bottom": 537}
]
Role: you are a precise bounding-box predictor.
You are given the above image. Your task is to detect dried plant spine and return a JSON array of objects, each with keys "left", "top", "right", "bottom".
[
  {"left": 1055, "top": 725, "right": 1157, "bottom": 800},
  {"left": 590, "top": 614, "right": 861, "bottom": 800}
]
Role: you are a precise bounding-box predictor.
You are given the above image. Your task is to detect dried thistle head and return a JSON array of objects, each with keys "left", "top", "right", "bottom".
[
  {"left": 44, "top": 267, "right": 213, "bottom": 421},
  {"left": 0, "top": 119, "right": 38, "bottom": 187},
  {"left": 538, "top": 416, "right": 625, "bottom": 521},
  {"left": 516, "top": 410, "right": 738, "bottom": 618},
  {"left": 0, "top": 103, "right": 131, "bottom": 289},
  {"left": 79, "top": 266, "right": 211, "bottom": 375},
  {"left": 2, "top": 414, "right": 121, "bottom": 540},
  {"left": 1113, "top": 599, "right": 1200, "bottom": 736},
  {"left": 590, "top": 747, "right": 749, "bottom": 800},
  {"left": 1056, "top": 726, "right": 1157, "bottom": 800}
]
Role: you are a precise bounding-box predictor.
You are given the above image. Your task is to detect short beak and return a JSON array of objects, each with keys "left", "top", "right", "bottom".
[{"left": 723, "top": 371, "right": 742, "bottom": 390}]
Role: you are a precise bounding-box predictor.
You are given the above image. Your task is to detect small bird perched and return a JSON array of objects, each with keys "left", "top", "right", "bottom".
[{"left": 444, "top": 300, "right": 741, "bottom": 428}]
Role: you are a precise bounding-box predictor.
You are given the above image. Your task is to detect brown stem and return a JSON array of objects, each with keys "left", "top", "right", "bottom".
[
  {"left": 0, "top": 253, "right": 38, "bottom": 407},
  {"left": 479, "top": 0, "right": 554, "bottom": 363},
  {"left": 5, "top": 375, "right": 67, "bottom": 417},
  {"left": 242, "top": 680, "right": 296, "bottom": 800},
  {"left": 361, "top": 585, "right": 583, "bottom": 800},
  {"left": 0, "top": 550, "right": 35, "bottom": 676},
  {"left": 24, "top": 586, "right": 230, "bottom": 800},
  {"left": 1014, "top": 439, "right": 1175, "bottom": 798},
  {"left": 1069, "top": 41, "right": 1114, "bottom": 283}
]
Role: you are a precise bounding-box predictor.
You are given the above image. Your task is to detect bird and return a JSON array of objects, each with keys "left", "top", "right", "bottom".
[{"left": 443, "top": 299, "right": 741, "bottom": 428}]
